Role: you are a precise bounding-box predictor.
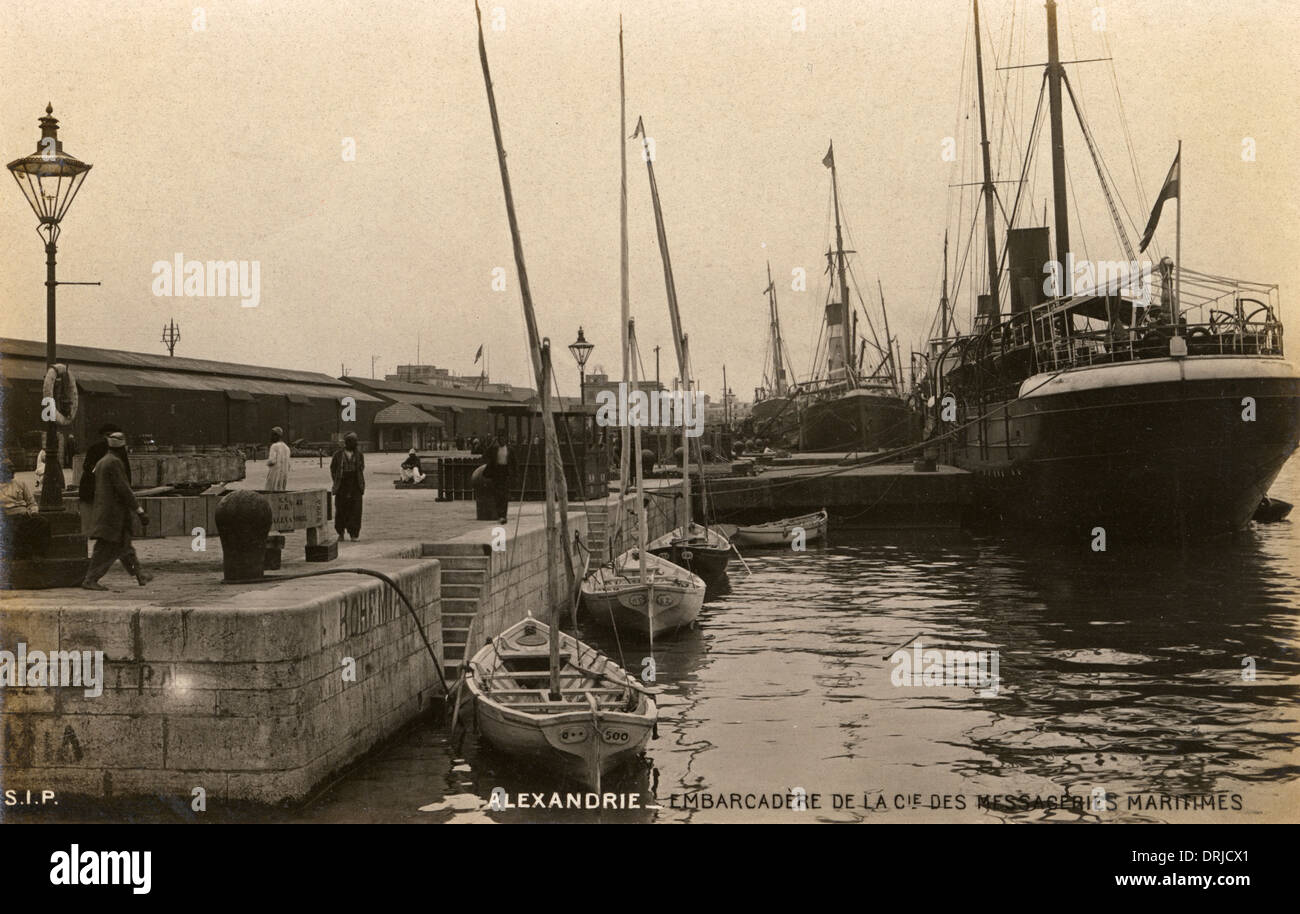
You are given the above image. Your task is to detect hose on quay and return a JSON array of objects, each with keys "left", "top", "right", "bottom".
[{"left": 228, "top": 567, "right": 448, "bottom": 697}]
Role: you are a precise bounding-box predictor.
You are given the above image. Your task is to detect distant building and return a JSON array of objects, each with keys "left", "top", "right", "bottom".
[
  {"left": 387, "top": 363, "right": 519, "bottom": 395},
  {"left": 341, "top": 375, "right": 533, "bottom": 450}
]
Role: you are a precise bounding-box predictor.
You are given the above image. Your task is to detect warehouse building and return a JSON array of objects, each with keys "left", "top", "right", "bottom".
[
  {"left": 339, "top": 375, "right": 532, "bottom": 451},
  {"left": 0, "top": 337, "right": 383, "bottom": 466}
]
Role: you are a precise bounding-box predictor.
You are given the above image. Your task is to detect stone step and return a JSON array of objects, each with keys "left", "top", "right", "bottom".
[
  {"left": 442, "top": 597, "right": 480, "bottom": 611},
  {"left": 443, "top": 627, "right": 471, "bottom": 646},
  {"left": 442, "top": 583, "right": 483, "bottom": 599},
  {"left": 442, "top": 612, "right": 476, "bottom": 628},
  {"left": 434, "top": 556, "right": 491, "bottom": 570},
  {"left": 442, "top": 569, "right": 485, "bottom": 584}
]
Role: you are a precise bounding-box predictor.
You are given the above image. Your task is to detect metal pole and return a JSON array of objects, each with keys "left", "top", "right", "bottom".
[
  {"left": 1174, "top": 140, "right": 1182, "bottom": 333},
  {"left": 39, "top": 238, "right": 64, "bottom": 512}
]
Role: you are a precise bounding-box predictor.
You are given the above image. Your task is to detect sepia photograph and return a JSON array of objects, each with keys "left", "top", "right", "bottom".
[{"left": 0, "top": 0, "right": 1295, "bottom": 882}]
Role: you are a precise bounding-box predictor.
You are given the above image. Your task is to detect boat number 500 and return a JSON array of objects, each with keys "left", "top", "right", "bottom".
[{"left": 602, "top": 728, "right": 630, "bottom": 743}]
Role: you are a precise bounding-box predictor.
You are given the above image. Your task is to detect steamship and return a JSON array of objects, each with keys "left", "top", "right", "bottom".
[
  {"left": 796, "top": 142, "right": 911, "bottom": 454},
  {"left": 920, "top": 0, "right": 1300, "bottom": 539}
]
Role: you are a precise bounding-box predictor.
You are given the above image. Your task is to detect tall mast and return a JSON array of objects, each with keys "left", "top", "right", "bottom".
[
  {"left": 940, "top": 230, "right": 951, "bottom": 344},
  {"left": 765, "top": 261, "right": 787, "bottom": 396},
  {"left": 973, "top": 0, "right": 1000, "bottom": 311},
  {"left": 629, "top": 320, "right": 650, "bottom": 632},
  {"left": 827, "top": 141, "right": 854, "bottom": 384},
  {"left": 1045, "top": 0, "right": 1071, "bottom": 295},
  {"left": 475, "top": 1, "right": 575, "bottom": 626},
  {"left": 877, "top": 277, "right": 896, "bottom": 393},
  {"left": 615, "top": 19, "right": 632, "bottom": 557},
  {"left": 540, "top": 341, "right": 561, "bottom": 699},
  {"left": 635, "top": 115, "right": 692, "bottom": 534}
]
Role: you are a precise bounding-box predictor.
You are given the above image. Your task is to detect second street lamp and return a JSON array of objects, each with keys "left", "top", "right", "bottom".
[{"left": 568, "top": 326, "right": 594, "bottom": 405}]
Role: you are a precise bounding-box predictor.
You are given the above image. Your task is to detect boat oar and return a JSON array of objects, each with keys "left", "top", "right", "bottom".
[{"left": 729, "top": 541, "right": 753, "bottom": 575}]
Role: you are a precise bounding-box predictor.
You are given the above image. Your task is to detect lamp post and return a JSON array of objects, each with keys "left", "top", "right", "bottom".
[
  {"left": 8, "top": 104, "right": 92, "bottom": 513},
  {"left": 568, "top": 326, "right": 594, "bottom": 405}
]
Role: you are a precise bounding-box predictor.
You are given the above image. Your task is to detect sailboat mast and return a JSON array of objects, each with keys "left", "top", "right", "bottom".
[
  {"left": 475, "top": 0, "right": 575, "bottom": 610},
  {"left": 635, "top": 115, "right": 692, "bottom": 534},
  {"left": 540, "top": 341, "right": 561, "bottom": 699},
  {"left": 1045, "top": 0, "right": 1071, "bottom": 296},
  {"left": 616, "top": 20, "right": 632, "bottom": 556},
  {"left": 629, "top": 320, "right": 649, "bottom": 623},
  {"left": 973, "top": 0, "right": 1000, "bottom": 312},
  {"left": 828, "top": 142, "right": 854, "bottom": 383}
]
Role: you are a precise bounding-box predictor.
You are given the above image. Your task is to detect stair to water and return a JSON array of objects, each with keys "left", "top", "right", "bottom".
[{"left": 421, "top": 543, "right": 491, "bottom": 684}]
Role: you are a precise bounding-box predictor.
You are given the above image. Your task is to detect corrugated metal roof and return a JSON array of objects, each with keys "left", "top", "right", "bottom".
[
  {"left": 0, "top": 337, "right": 364, "bottom": 386},
  {"left": 0, "top": 339, "right": 381, "bottom": 402}
]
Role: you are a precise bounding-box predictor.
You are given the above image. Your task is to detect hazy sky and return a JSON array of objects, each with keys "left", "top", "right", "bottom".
[{"left": 2, "top": 0, "right": 1296, "bottom": 400}]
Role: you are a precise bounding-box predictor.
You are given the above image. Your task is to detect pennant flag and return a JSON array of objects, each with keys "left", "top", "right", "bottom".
[
  {"left": 1138, "top": 149, "right": 1180, "bottom": 253},
  {"left": 474, "top": 344, "right": 484, "bottom": 364},
  {"left": 822, "top": 142, "right": 834, "bottom": 169},
  {"left": 631, "top": 115, "right": 645, "bottom": 140}
]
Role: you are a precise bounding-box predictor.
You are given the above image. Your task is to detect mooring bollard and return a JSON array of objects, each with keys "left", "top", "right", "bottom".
[{"left": 215, "top": 490, "right": 274, "bottom": 582}]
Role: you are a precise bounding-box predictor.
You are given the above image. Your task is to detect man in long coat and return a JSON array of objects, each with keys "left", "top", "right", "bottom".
[
  {"left": 81, "top": 432, "right": 152, "bottom": 590},
  {"left": 329, "top": 432, "right": 366, "bottom": 540}
]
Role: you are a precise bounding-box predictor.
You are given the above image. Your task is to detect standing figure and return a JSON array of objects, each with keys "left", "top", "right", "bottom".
[
  {"left": 330, "top": 432, "right": 366, "bottom": 541},
  {"left": 79, "top": 423, "right": 130, "bottom": 534},
  {"left": 265, "top": 426, "right": 292, "bottom": 491},
  {"left": 81, "top": 432, "right": 152, "bottom": 590},
  {"left": 482, "top": 436, "right": 514, "bottom": 524}
]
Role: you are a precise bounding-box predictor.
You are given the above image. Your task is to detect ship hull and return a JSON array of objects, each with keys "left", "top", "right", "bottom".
[
  {"left": 952, "top": 357, "right": 1300, "bottom": 539},
  {"left": 750, "top": 394, "right": 799, "bottom": 446},
  {"left": 799, "top": 388, "right": 912, "bottom": 453}
]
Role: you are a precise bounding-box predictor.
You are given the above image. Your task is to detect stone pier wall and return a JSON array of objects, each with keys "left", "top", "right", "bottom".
[{"left": 0, "top": 556, "right": 441, "bottom": 805}]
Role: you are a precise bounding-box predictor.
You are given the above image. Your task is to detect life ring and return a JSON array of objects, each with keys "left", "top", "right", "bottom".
[{"left": 41, "top": 364, "right": 78, "bottom": 426}]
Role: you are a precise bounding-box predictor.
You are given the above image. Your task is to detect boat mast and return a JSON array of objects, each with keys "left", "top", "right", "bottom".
[
  {"left": 973, "top": 0, "right": 1001, "bottom": 312},
  {"left": 615, "top": 18, "right": 632, "bottom": 560},
  {"left": 765, "top": 260, "right": 787, "bottom": 396},
  {"left": 629, "top": 320, "right": 650, "bottom": 633},
  {"left": 1045, "top": 0, "right": 1071, "bottom": 296},
  {"left": 475, "top": 0, "right": 575, "bottom": 640},
  {"left": 540, "top": 341, "right": 561, "bottom": 699},
  {"left": 635, "top": 115, "right": 693, "bottom": 535},
  {"left": 940, "top": 230, "right": 951, "bottom": 344},
  {"left": 827, "top": 141, "right": 855, "bottom": 386},
  {"left": 877, "top": 277, "right": 897, "bottom": 393}
]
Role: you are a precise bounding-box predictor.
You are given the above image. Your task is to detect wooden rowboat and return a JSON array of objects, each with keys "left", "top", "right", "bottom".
[
  {"left": 718, "top": 508, "right": 828, "bottom": 547},
  {"left": 465, "top": 618, "right": 657, "bottom": 790},
  {"left": 582, "top": 549, "right": 705, "bottom": 638},
  {"left": 647, "top": 523, "right": 732, "bottom": 582}
]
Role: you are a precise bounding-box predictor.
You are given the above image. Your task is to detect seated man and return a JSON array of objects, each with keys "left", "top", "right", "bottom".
[{"left": 400, "top": 448, "right": 425, "bottom": 483}]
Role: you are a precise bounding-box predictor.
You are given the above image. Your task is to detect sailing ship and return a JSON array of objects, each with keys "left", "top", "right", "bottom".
[
  {"left": 749, "top": 261, "right": 800, "bottom": 447},
  {"left": 632, "top": 115, "right": 734, "bottom": 583},
  {"left": 796, "top": 143, "right": 911, "bottom": 454},
  {"left": 465, "top": 3, "right": 657, "bottom": 789},
  {"left": 581, "top": 26, "right": 705, "bottom": 639},
  {"left": 921, "top": 0, "right": 1300, "bottom": 539}
]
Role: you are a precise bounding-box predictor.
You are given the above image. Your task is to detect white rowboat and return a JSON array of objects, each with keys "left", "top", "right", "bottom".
[{"left": 718, "top": 509, "right": 828, "bottom": 547}]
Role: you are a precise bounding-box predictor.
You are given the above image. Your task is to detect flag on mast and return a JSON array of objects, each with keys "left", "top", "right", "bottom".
[
  {"left": 1138, "top": 149, "right": 1180, "bottom": 253},
  {"left": 822, "top": 142, "right": 834, "bottom": 169},
  {"left": 474, "top": 344, "right": 484, "bottom": 364}
]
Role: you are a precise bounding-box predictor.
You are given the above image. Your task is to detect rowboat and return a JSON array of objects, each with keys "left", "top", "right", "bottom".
[
  {"left": 719, "top": 509, "right": 828, "bottom": 547},
  {"left": 647, "top": 523, "right": 732, "bottom": 583},
  {"left": 582, "top": 549, "right": 705, "bottom": 638},
  {"left": 465, "top": 618, "right": 657, "bottom": 789},
  {"left": 466, "top": 6, "right": 658, "bottom": 792}
]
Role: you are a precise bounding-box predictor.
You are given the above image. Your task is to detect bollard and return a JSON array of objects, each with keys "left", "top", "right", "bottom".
[{"left": 215, "top": 490, "right": 273, "bottom": 582}]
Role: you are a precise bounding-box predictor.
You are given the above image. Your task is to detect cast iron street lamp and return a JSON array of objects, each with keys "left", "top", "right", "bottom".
[
  {"left": 7, "top": 104, "right": 92, "bottom": 512},
  {"left": 568, "top": 326, "right": 594, "bottom": 405}
]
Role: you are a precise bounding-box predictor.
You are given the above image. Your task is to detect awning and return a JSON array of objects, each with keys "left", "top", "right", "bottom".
[
  {"left": 373, "top": 402, "right": 445, "bottom": 427},
  {"left": 225, "top": 389, "right": 255, "bottom": 401},
  {"left": 287, "top": 394, "right": 311, "bottom": 405}
]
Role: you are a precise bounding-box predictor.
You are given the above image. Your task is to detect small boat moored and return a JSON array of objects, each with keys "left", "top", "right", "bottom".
[
  {"left": 719, "top": 508, "right": 828, "bottom": 547},
  {"left": 582, "top": 548, "right": 705, "bottom": 638},
  {"left": 465, "top": 618, "right": 658, "bottom": 790},
  {"left": 647, "top": 523, "right": 732, "bottom": 583}
]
